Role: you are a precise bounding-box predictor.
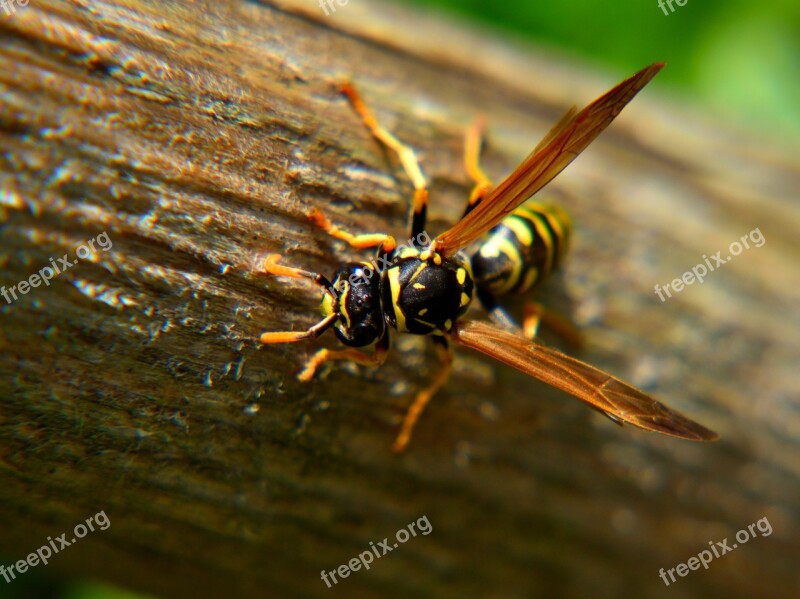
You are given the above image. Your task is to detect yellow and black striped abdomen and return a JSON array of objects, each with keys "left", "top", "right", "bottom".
[{"left": 470, "top": 201, "right": 571, "bottom": 297}]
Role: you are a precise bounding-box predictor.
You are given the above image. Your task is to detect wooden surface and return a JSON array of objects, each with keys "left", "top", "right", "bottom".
[{"left": 1, "top": 1, "right": 798, "bottom": 597}]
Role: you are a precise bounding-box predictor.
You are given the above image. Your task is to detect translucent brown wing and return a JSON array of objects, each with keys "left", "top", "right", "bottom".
[
  {"left": 530, "top": 105, "right": 577, "bottom": 155},
  {"left": 433, "top": 63, "right": 664, "bottom": 257},
  {"left": 451, "top": 320, "right": 719, "bottom": 441}
]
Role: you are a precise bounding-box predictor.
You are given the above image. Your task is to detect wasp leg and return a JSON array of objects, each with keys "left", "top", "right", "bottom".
[
  {"left": 477, "top": 288, "right": 525, "bottom": 335},
  {"left": 486, "top": 305, "right": 518, "bottom": 334},
  {"left": 463, "top": 115, "right": 493, "bottom": 217},
  {"left": 393, "top": 336, "right": 453, "bottom": 452},
  {"left": 523, "top": 301, "right": 583, "bottom": 350},
  {"left": 340, "top": 82, "right": 429, "bottom": 240},
  {"left": 298, "top": 329, "right": 390, "bottom": 382},
  {"left": 308, "top": 208, "right": 397, "bottom": 253},
  {"left": 483, "top": 294, "right": 583, "bottom": 351}
]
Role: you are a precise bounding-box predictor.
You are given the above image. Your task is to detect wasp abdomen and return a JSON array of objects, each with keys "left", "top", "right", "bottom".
[{"left": 471, "top": 201, "right": 571, "bottom": 297}]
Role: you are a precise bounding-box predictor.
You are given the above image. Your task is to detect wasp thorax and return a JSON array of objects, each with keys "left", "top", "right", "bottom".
[
  {"left": 322, "top": 262, "right": 384, "bottom": 347},
  {"left": 383, "top": 250, "right": 474, "bottom": 335}
]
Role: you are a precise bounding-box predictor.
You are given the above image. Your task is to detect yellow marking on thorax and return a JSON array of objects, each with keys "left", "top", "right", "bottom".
[
  {"left": 415, "top": 317, "right": 437, "bottom": 328},
  {"left": 410, "top": 261, "right": 428, "bottom": 282},
  {"left": 461, "top": 255, "right": 474, "bottom": 279},
  {"left": 398, "top": 247, "right": 420, "bottom": 259},
  {"left": 387, "top": 267, "right": 407, "bottom": 332},
  {"left": 419, "top": 249, "right": 442, "bottom": 265}
]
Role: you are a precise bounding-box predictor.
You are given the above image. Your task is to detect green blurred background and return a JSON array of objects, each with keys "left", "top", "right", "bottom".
[
  {"left": 405, "top": 0, "right": 800, "bottom": 144},
  {"left": 4, "top": 1, "right": 796, "bottom": 598}
]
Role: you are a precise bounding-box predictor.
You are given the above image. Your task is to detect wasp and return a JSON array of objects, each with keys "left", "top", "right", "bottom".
[{"left": 259, "top": 63, "right": 719, "bottom": 451}]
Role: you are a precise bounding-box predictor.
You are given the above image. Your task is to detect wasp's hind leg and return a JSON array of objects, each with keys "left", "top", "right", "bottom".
[
  {"left": 480, "top": 288, "right": 582, "bottom": 350},
  {"left": 393, "top": 336, "right": 453, "bottom": 452},
  {"left": 340, "top": 82, "right": 429, "bottom": 240},
  {"left": 462, "top": 115, "right": 493, "bottom": 217},
  {"left": 522, "top": 301, "right": 583, "bottom": 350},
  {"left": 476, "top": 288, "right": 520, "bottom": 335},
  {"left": 298, "top": 329, "right": 390, "bottom": 382}
]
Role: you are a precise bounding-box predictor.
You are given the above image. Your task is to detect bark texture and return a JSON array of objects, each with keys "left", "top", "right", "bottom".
[{"left": 1, "top": 1, "right": 798, "bottom": 598}]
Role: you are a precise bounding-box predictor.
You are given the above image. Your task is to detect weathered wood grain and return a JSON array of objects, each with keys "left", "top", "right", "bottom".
[{"left": 1, "top": 0, "right": 798, "bottom": 597}]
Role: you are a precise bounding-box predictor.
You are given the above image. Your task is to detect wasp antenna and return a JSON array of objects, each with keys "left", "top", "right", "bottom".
[
  {"left": 260, "top": 313, "right": 338, "bottom": 345},
  {"left": 262, "top": 254, "right": 335, "bottom": 292}
]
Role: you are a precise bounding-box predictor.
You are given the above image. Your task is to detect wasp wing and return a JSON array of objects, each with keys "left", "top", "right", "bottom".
[
  {"left": 433, "top": 63, "right": 663, "bottom": 257},
  {"left": 451, "top": 319, "right": 718, "bottom": 441},
  {"left": 530, "top": 105, "right": 577, "bottom": 156}
]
